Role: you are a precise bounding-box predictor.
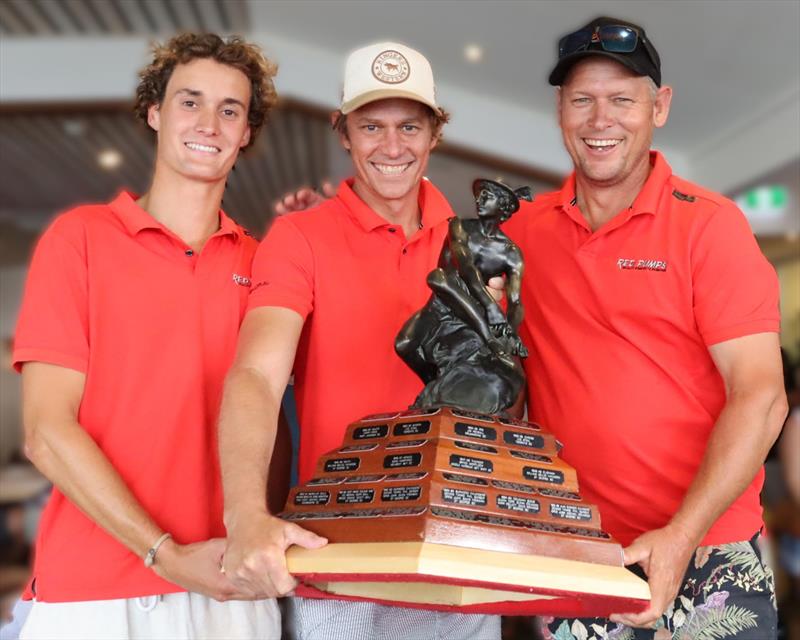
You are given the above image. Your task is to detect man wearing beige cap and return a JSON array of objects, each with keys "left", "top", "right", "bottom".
[{"left": 218, "top": 42, "right": 499, "bottom": 639}]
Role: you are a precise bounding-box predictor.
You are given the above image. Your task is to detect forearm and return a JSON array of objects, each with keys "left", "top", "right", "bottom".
[
  {"left": 670, "top": 387, "right": 788, "bottom": 544},
  {"left": 779, "top": 410, "right": 800, "bottom": 505},
  {"left": 505, "top": 280, "right": 522, "bottom": 330},
  {"left": 219, "top": 365, "right": 284, "bottom": 530},
  {"left": 25, "top": 417, "right": 163, "bottom": 558}
]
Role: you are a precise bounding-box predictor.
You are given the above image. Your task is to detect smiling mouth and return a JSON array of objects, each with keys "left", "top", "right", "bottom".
[
  {"left": 371, "top": 162, "right": 412, "bottom": 175},
  {"left": 583, "top": 138, "right": 622, "bottom": 152},
  {"left": 185, "top": 142, "right": 220, "bottom": 154}
]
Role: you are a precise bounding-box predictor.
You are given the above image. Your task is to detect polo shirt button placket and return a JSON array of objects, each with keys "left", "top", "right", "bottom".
[{"left": 183, "top": 247, "right": 200, "bottom": 273}]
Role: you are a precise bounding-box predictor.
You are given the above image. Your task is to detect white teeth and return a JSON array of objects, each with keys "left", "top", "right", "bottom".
[
  {"left": 373, "top": 162, "right": 411, "bottom": 175},
  {"left": 584, "top": 138, "right": 622, "bottom": 148},
  {"left": 185, "top": 142, "right": 220, "bottom": 153}
]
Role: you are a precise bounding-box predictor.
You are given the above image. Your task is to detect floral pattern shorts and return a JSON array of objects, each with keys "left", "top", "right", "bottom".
[{"left": 541, "top": 533, "right": 777, "bottom": 640}]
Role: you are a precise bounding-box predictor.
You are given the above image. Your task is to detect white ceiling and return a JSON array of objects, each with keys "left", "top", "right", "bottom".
[
  {"left": 253, "top": 0, "right": 799, "bottom": 151},
  {"left": 2, "top": 0, "right": 799, "bottom": 195}
]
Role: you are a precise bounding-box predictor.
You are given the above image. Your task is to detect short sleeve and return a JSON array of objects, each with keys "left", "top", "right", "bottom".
[
  {"left": 247, "top": 216, "right": 315, "bottom": 319},
  {"left": 13, "top": 217, "right": 90, "bottom": 373},
  {"left": 692, "top": 201, "right": 780, "bottom": 346}
]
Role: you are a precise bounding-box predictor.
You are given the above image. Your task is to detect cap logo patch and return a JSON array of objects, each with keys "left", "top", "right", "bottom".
[{"left": 372, "top": 50, "right": 410, "bottom": 84}]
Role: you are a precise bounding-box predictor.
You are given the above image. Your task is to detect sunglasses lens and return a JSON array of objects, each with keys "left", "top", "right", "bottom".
[
  {"left": 558, "top": 28, "right": 592, "bottom": 57},
  {"left": 597, "top": 26, "right": 638, "bottom": 53}
]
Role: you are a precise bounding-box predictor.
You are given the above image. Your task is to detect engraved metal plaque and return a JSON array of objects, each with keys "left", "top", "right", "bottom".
[
  {"left": 449, "top": 454, "right": 493, "bottom": 474},
  {"left": 325, "top": 457, "right": 361, "bottom": 472},
  {"left": 454, "top": 422, "right": 497, "bottom": 441},
  {"left": 382, "top": 485, "right": 423, "bottom": 502},
  {"left": 442, "top": 487, "right": 487, "bottom": 507},
  {"left": 522, "top": 466, "right": 564, "bottom": 484},
  {"left": 383, "top": 452, "right": 423, "bottom": 469},
  {"left": 393, "top": 421, "right": 432, "bottom": 436},
  {"left": 337, "top": 488, "right": 375, "bottom": 504},
  {"left": 503, "top": 431, "right": 545, "bottom": 449},
  {"left": 353, "top": 424, "right": 389, "bottom": 440},
  {"left": 294, "top": 491, "right": 330, "bottom": 506}
]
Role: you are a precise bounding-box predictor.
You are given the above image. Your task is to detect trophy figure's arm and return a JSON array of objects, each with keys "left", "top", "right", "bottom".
[{"left": 505, "top": 248, "right": 525, "bottom": 332}]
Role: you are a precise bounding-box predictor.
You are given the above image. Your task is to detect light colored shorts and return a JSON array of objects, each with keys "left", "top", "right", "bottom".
[
  {"left": 286, "top": 596, "right": 500, "bottom": 640},
  {"left": 19, "top": 592, "right": 280, "bottom": 640}
]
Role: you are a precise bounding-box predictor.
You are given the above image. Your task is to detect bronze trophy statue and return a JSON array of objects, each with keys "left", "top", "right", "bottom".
[
  {"left": 396, "top": 179, "right": 531, "bottom": 415},
  {"left": 282, "top": 180, "right": 650, "bottom": 616}
]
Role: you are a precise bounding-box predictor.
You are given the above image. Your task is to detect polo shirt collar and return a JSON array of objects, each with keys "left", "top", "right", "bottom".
[
  {"left": 109, "top": 190, "right": 241, "bottom": 239},
  {"left": 336, "top": 178, "right": 453, "bottom": 232},
  {"left": 630, "top": 151, "right": 672, "bottom": 216},
  {"left": 557, "top": 151, "right": 673, "bottom": 221}
]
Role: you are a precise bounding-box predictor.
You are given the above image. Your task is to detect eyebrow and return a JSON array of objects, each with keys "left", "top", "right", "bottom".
[
  {"left": 175, "top": 88, "right": 247, "bottom": 109},
  {"left": 353, "top": 116, "right": 424, "bottom": 125}
]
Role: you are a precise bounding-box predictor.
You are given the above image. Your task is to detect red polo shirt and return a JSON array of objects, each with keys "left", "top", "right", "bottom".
[
  {"left": 249, "top": 178, "right": 452, "bottom": 483},
  {"left": 13, "top": 192, "right": 257, "bottom": 602},
  {"left": 504, "top": 152, "right": 780, "bottom": 547}
]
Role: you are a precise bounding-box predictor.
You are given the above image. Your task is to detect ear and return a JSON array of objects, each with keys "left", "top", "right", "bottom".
[
  {"left": 147, "top": 103, "right": 161, "bottom": 132},
  {"left": 339, "top": 130, "right": 351, "bottom": 152},
  {"left": 555, "top": 87, "right": 564, "bottom": 127},
  {"left": 653, "top": 85, "right": 673, "bottom": 129},
  {"left": 240, "top": 126, "right": 251, "bottom": 149},
  {"left": 331, "top": 111, "right": 351, "bottom": 151}
]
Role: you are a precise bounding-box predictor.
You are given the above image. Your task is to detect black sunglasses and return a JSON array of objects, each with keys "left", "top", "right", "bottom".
[{"left": 558, "top": 25, "right": 657, "bottom": 67}]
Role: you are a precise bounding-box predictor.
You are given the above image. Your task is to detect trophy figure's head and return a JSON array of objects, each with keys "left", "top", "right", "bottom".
[{"left": 473, "top": 179, "right": 533, "bottom": 222}]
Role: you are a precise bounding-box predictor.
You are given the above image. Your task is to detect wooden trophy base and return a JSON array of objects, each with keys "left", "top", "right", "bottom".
[
  {"left": 288, "top": 541, "right": 649, "bottom": 615},
  {"left": 281, "top": 408, "right": 650, "bottom": 615}
]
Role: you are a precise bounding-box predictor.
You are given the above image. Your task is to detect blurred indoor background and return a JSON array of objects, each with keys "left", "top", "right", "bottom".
[{"left": 1, "top": 1, "right": 798, "bottom": 637}]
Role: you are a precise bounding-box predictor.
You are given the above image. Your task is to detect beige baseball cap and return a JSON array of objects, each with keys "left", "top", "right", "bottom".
[{"left": 340, "top": 41, "right": 441, "bottom": 115}]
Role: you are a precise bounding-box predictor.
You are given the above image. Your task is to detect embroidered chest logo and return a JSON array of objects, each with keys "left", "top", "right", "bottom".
[
  {"left": 232, "top": 273, "right": 252, "bottom": 287},
  {"left": 617, "top": 258, "right": 668, "bottom": 272}
]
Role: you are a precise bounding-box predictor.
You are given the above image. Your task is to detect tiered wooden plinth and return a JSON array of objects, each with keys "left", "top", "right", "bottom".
[{"left": 282, "top": 407, "right": 649, "bottom": 615}]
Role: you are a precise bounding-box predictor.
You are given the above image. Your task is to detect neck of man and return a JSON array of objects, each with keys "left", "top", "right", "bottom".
[
  {"left": 137, "top": 161, "right": 227, "bottom": 252},
  {"left": 574, "top": 154, "right": 652, "bottom": 232},
  {"left": 353, "top": 179, "right": 422, "bottom": 239}
]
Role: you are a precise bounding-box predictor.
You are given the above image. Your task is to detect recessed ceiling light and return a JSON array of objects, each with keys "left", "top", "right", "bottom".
[
  {"left": 97, "top": 149, "right": 122, "bottom": 170},
  {"left": 62, "top": 118, "right": 86, "bottom": 137},
  {"left": 464, "top": 44, "right": 483, "bottom": 63}
]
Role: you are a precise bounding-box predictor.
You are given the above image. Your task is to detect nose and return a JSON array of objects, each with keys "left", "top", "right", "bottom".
[
  {"left": 588, "top": 100, "right": 614, "bottom": 130},
  {"left": 195, "top": 107, "right": 219, "bottom": 136},
  {"left": 382, "top": 127, "right": 403, "bottom": 158}
]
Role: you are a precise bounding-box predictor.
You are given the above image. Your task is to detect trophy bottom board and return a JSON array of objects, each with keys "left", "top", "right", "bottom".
[{"left": 287, "top": 541, "right": 650, "bottom": 616}]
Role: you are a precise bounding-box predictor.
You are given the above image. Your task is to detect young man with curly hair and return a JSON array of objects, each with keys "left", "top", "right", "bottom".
[{"left": 13, "top": 32, "right": 281, "bottom": 639}]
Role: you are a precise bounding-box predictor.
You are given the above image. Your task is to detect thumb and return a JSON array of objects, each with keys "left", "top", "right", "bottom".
[
  {"left": 321, "top": 180, "right": 336, "bottom": 198},
  {"left": 285, "top": 523, "right": 328, "bottom": 550},
  {"left": 622, "top": 539, "right": 651, "bottom": 566},
  {"left": 486, "top": 276, "right": 504, "bottom": 290}
]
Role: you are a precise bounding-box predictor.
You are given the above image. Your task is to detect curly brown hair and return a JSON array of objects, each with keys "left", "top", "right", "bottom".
[{"left": 134, "top": 32, "right": 278, "bottom": 149}]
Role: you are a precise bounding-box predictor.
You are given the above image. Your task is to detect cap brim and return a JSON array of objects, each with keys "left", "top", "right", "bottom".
[
  {"left": 548, "top": 50, "right": 650, "bottom": 86},
  {"left": 341, "top": 88, "right": 441, "bottom": 115}
]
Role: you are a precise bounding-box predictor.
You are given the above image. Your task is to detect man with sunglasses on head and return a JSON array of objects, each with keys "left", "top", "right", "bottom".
[{"left": 502, "top": 16, "right": 786, "bottom": 639}]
